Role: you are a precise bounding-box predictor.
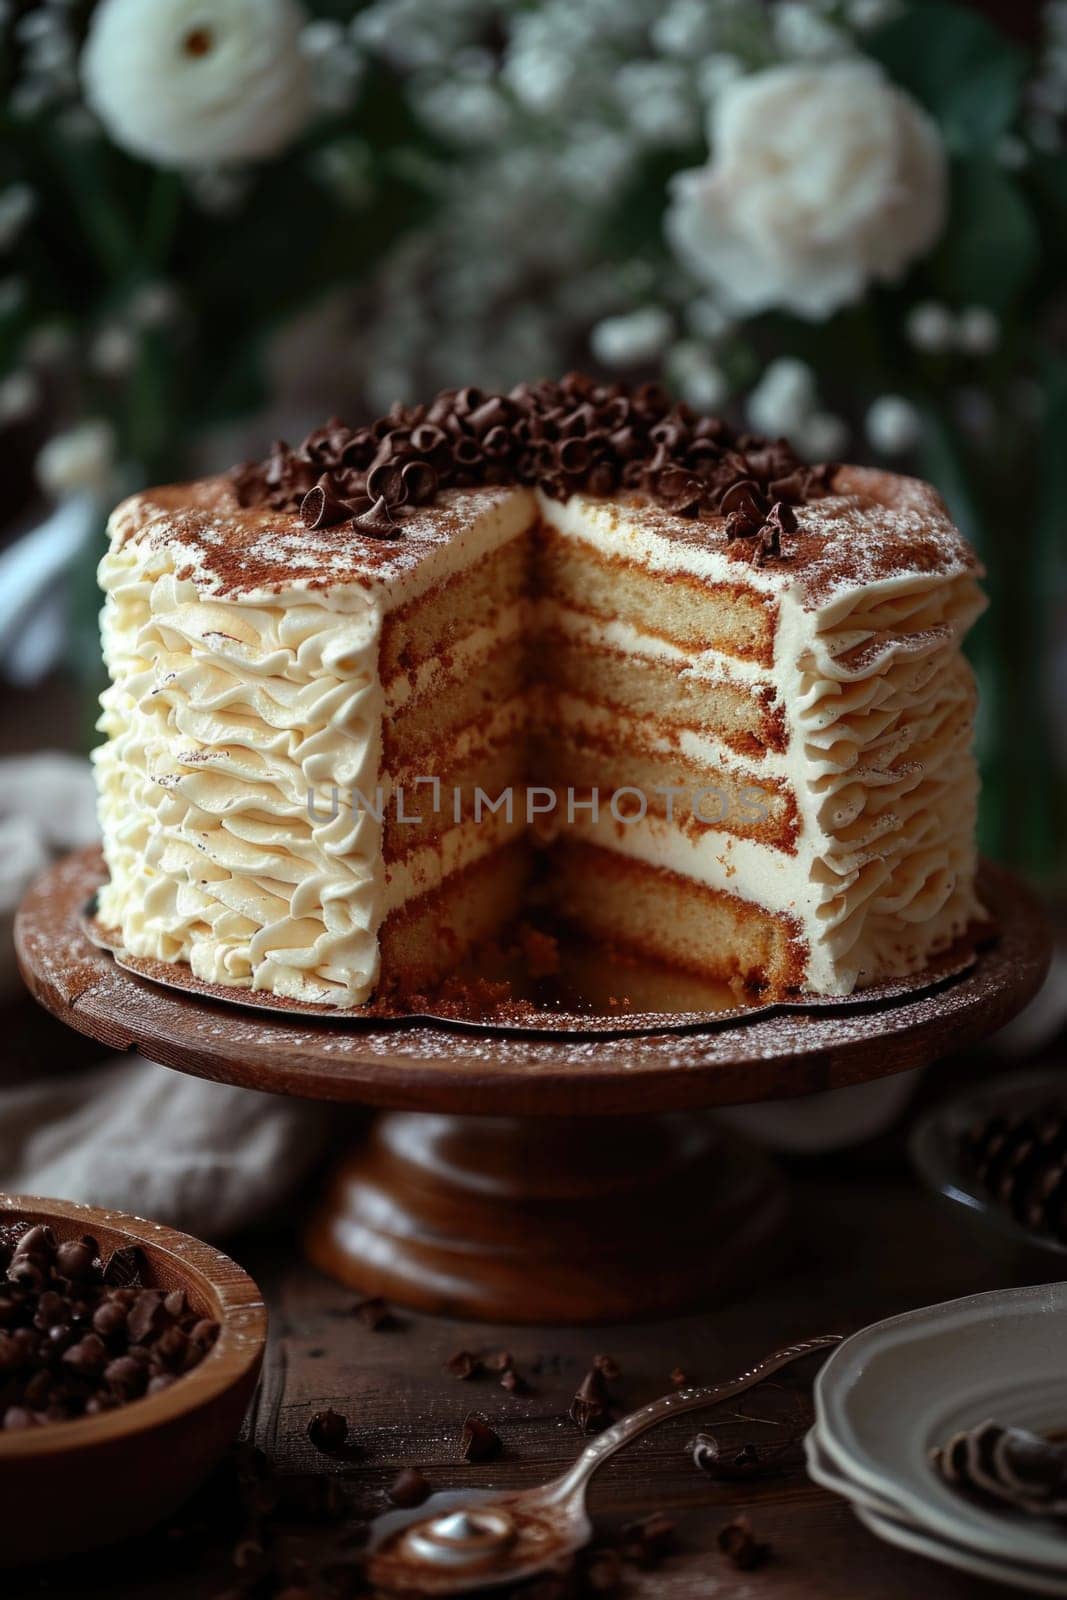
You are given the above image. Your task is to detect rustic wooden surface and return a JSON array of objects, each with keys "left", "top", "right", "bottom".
[{"left": 5, "top": 1142, "right": 1063, "bottom": 1598}]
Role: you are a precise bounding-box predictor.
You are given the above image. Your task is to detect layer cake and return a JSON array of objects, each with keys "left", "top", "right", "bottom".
[{"left": 94, "top": 375, "right": 985, "bottom": 1007}]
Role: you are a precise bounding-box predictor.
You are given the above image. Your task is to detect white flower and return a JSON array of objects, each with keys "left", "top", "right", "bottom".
[
  {"left": 0, "top": 276, "right": 25, "bottom": 316},
  {"left": 695, "top": 53, "right": 743, "bottom": 107},
  {"left": 0, "top": 184, "right": 35, "bottom": 250},
  {"left": 797, "top": 411, "right": 848, "bottom": 459},
  {"left": 685, "top": 295, "right": 733, "bottom": 343},
  {"left": 128, "top": 280, "right": 182, "bottom": 328},
  {"left": 300, "top": 17, "right": 363, "bottom": 115},
  {"left": 591, "top": 307, "right": 675, "bottom": 369},
  {"left": 188, "top": 169, "right": 249, "bottom": 214},
  {"left": 25, "top": 323, "right": 75, "bottom": 367},
  {"left": 957, "top": 305, "right": 999, "bottom": 356},
  {"left": 866, "top": 395, "right": 921, "bottom": 455},
  {"left": 90, "top": 324, "right": 138, "bottom": 377},
  {"left": 845, "top": 0, "right": 901, "bottom": 27},
  {"left": 616, "top": 61, "right": 699, "bottom": 146},
  {"left": 906, "top": 301, "right": 955, "bottom": 353},
  {"left": 666, "top": 62, "right": 947, "bottom": 321},
  {"left": 37, "top": 419, "right": 116, "bottom": 500},
  {"left": 774, "top": 2, "right": 849, "bottom": 59},
  {"left": 667, "top": 342, "right": 729, "bottom": 411},
  {"left": 996, "top": 133, "right": 1028, "bottom": 171},
  {"left": 81, "top": 0, "right": 313, "bottom": 169},
  {"left": 651, "top": 0, "right": 720, "bottom": 60},
  {"left": 747, "top": 359, "right": 817, "bottom": 437},
  {"left": 0, "top": 370, "right": 39, "bottom": 423}
]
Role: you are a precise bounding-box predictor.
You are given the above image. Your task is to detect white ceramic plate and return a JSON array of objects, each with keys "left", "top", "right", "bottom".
[
  {"left": 804, "top": 1427, "right": 918, "bottom": 1522},
  {"left": 852, "top": 1504, "right": 1067, "bottom": 1597},
  {"left": 807, "top": 1424, "right": 1067, "bottom": 1585},
  {"left": 814, "top": 1283, "right": 1067, "bottom": 1573}
]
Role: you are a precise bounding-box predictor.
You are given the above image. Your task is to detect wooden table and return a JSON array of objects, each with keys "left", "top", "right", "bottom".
[{"left": 5, "top": 1107, "right": 1058, "bottom": 1599}]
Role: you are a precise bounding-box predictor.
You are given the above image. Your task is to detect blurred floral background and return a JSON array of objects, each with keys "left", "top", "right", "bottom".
[{"left": 0, "top": 0, "right": 1063, "bottom": 885}]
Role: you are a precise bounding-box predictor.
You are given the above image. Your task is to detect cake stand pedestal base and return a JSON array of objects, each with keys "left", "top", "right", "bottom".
[{"left": 304, "top": 1111, "right": 785, "bottom": 1323}]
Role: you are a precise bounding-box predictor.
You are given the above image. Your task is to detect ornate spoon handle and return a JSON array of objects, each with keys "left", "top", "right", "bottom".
[{"left": 548, "top": 1335, "right": 842, "bottom": 1502}]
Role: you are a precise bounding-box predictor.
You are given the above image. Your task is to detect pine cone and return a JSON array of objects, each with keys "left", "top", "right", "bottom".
[{"left": 959, "top": 1103, "right": 1067, "bottom": 1242}]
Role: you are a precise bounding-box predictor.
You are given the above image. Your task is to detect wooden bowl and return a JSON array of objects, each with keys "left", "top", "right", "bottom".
[{"left": 0, "top": 1194, "right": 267, "bottom": 1565}]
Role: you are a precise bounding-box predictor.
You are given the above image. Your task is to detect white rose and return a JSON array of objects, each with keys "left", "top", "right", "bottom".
[
  {"left": 82, "top": 0, "right": 312, "bottom": 170},
  {"left": 666, "top": 61, "right": 946, "bottom": 321},
  {"left": 37, "top": 419, "right": 116, "bottom": 500}
]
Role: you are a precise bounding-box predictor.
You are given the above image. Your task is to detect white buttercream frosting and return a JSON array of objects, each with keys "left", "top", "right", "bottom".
[{"left": 94, "top": 487, "right": 530, "bottom": 1007}]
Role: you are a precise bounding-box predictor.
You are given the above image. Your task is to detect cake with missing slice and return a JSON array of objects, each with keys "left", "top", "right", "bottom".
[{"left": 93, "top": 373, "right": 985, "bottom": 1008}]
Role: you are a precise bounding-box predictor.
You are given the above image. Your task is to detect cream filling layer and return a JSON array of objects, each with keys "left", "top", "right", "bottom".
[
  {"left": 540, "top": 502, "right": 986, "bottom": 993},
  {"left": 381, "top": 809, "right": 524, "bottom": 916},
  {"left": 383, "top": 602, "right": 525, "bottom": 713},
  {"left": 533, "top": 600, "right": 770, "bottom": 687}
]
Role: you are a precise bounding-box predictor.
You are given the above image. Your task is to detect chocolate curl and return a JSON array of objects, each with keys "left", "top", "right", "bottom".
[
  {"left": 719, "top": 478, "right": 767, "bottom": 527},
  {"left": 233, "top": 374, "right": 826, "bottom": 556},
  {"left": 400, "top": 459, "right": 437, "bottom": 504},
  {"left": 304, "top": 416, "right": 351, "bottom": 464},
  {"left": 585, "top": 460, "right": 619, "bottom": 497},
  {"left": 454, "top": 386, "right": 484, "bottom": 414},
  {"left": 365, "top": 456, "right": 409, "bottom": 508},
  {"left": 481, "top": 424, "right": 513, "bottom": 460},
  {"left": 451, "top": 435, "right": 484, "bottom": 470},
  {"left": 352, "top": 495, "right": 401, "bottom": 538},
  {"left": 557, "top": 436, "right": 592, "bottom": 477},
  {"left": 409, "top": 422, "right": 449, "bottom": 463},
  {"left": 467, "top": 396, "right": 515, "bottom": 437},
  {"left": 750, "top": 501, "right": 798, "bottom": 566},
  {"left": 301, "top": 474, "right": 350, "bottom": 531}
]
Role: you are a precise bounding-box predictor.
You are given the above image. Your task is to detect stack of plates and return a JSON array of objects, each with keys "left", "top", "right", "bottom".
[{"left": 806, "top": 1283, "right": 1067, "bottom": 1594}]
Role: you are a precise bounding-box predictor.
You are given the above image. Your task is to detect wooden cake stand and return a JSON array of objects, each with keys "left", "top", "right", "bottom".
[{"left": 15, "top": 850, "right": 1051, "bottom": 1324}]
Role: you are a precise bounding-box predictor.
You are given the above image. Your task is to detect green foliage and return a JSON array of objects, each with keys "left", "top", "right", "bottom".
[
  {"left": 926, "top": 158, "right": 1039, "bottom": 313},
  {"left": 867, "top": 2, "right": 1026, "bottom": 151}
]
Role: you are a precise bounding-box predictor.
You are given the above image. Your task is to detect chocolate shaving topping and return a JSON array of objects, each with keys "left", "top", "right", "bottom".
[
  {"left": 621, "top": 1511, "right": 677, "bottom": 1568},
  {"left": 386, "top": 1466, "right": 431, "bottom": 1508},
  {"left": 233, "top": 373, "right": 837, "bottom": 563},
  {"left": 718, "top": 1514, "right": 771, "bottom": 1570},
  {"left": 307, "top": 1407, "right": 349, "bottom": 1455},
  {"left": 351, "top": 1295, "right": 395, "bottom": 1331},
  {"left": 460, "top": 1413, "right": 502, "bottom": 1463},
  {"left": 570, "top": 1366, "right": 613, "bottom": 1434},
  {"left": 445, "top": 1348, "right": 482, "bottom": 1380}
]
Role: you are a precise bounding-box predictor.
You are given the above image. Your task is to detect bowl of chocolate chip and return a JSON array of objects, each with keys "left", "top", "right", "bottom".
[{"left": 0, "top": 1194, "right": 266, "bottom": 1564}]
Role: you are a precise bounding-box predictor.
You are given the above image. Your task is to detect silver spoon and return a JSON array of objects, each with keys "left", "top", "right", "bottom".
[{"left": 367, "top": 1335, "right": 841, "bottom": 1596}]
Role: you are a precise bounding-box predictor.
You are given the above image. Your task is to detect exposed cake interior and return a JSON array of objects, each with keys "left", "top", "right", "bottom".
[{"left": 95, "top": 452, "right": 985, "bottom": 1009}]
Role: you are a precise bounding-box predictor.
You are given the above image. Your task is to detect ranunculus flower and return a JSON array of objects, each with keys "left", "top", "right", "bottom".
[
  {"left": 666, "top": 61, "right": 946, "bottom": 321},
  {"left": 82, "top": 0, "right": 313, "bottom": 170}
]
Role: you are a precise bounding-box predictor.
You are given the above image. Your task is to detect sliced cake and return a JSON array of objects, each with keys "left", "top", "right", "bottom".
[{"left": 94, "top": 375, "right": 985, "bottom": 1007}]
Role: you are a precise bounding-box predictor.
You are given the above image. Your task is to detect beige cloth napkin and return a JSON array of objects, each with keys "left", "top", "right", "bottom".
[
  {"left": 0, "top": 1057, "right": 332, "bottom": 1238},
  {"left": 0, "top": 753, "right": 333, "bottom": 1238}
]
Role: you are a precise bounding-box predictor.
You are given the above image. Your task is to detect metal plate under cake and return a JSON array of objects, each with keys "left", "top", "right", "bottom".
[{"left": 82, "top": 897, "right": 981, "bottom": 1041}]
